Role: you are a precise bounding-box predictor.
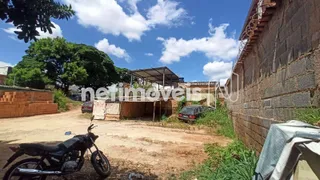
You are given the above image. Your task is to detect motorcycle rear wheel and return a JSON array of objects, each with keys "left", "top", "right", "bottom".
[
  {"left": 91, "top": 151, "right": 111, "bottom": 178},
  {"left": 3, "top": 158, "right": 47, "bottom": 180}
]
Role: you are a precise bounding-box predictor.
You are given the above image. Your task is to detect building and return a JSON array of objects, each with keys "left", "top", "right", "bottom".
[
  {"left": 0, "top": 66, "right": 12, "bottom": 85},
  {"left": 104, "top": 67, "right": 183, "bottom": 121},
  {"left": 225, "top": 0, "right": 320, "bottom": 152},
  {"left": 178, "top": 81, "right": 225, "bottom": 106}
]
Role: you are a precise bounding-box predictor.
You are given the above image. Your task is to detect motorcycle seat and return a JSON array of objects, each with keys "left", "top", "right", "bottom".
[{"left": 20, "top": 143, "right": 62, "bottom": 152}]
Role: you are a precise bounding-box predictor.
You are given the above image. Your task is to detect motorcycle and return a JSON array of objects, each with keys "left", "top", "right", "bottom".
[{"left": 2, "top": 116, "right": 111, "bottom": 180}]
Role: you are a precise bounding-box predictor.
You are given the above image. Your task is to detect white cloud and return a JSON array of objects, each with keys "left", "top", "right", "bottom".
[
  {"left": 145, "top": 53, "right": 154, "bottom": 56},
  {"left": 156, "top": 37, "right": 165, "bottom": 41},
  {"left": 158, "top": 20, "right": 239, "bottom": 84},
  {"left": 3, "top": 22, "right": 63, "bottom": 39},
  {"left": 64, "top": 0, "right": 187, "bottom": 41},
  {"left": 95, "top": 38, "right": 130, "bottom": 61},
  {"left": 147, "top": 0, "right": 187, "bottom": 27},
  {"left": 0, "top": 61, "right": 13, "bottom": 67},
  {"left": 203, "top": 61, "right": 232, "bottom": 84},
  {"left": 158, "top": 22, "right": 239, "bottom": 64}
]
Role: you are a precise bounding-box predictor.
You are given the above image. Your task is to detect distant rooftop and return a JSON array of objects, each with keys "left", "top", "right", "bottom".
[
  {"left": 0, "top": 66, "right": 12, "bottom": 76},
  {"left": 180, "top": 81, "right": 217, "bottom": 86},
  {"left": 130, "top": 67, "right": 183, "bottom": 86}
]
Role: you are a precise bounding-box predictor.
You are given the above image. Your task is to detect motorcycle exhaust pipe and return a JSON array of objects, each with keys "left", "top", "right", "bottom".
[{"left": 17, "top": 168, "right": 62, "bottom": 175}]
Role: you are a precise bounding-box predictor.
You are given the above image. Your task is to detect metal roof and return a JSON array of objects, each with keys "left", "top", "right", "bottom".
[{"left": 130, "top": 67, "right": 183, "bottom": 86}]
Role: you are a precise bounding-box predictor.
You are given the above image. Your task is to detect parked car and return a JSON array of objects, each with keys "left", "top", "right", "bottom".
[
  {"left": 178, "top": 105, "right": 214, "bottom": 123},
  {"left": 82, "top": 101, "right": 93, "bottom": 113}
]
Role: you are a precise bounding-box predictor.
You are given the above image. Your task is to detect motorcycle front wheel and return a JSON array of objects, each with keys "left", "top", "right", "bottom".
[
  {"left": 3, "top": 158, "right": 47, "bottom": 180},
  {"left": 91, "top": 151, "right": 111, "bottom": 178}
]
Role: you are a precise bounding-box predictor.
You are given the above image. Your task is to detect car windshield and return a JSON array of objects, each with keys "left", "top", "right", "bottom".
[
  {"left": 84, "top": 102, "right": 92, "bottom": 106},
  {"left": 180, "top": 107, "right": 196, "bottom": 115}
]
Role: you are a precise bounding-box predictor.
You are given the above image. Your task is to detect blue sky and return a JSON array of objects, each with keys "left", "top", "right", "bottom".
[{"left": 0, "top": 0, "right": 251, "bottom": 83}]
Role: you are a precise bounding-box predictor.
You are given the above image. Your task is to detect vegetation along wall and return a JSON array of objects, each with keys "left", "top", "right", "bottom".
[{"left": 226, "top": 0, "right": 320, "bottom": 152}]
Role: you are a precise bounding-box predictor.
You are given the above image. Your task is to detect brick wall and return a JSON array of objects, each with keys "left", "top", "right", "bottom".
[
  {"left": 226, "top": 0, "right": 320, "bottom": 152},
  {"left": 0, "top": 91, "right": 58, "bottom": 118}
]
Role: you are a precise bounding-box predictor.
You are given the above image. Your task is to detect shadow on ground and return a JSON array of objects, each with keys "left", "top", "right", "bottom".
[{"left": 0, "top": 140, "right": 158, "bottom": 180}]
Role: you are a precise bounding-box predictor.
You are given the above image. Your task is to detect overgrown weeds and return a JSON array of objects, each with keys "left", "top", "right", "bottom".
[
  {"left": 295, "top": 108, "right": 320, "bottom": 125},
  {"left": 154, "top": 116, "right": 192, "bottom": 130},
  {"left": 53, "top": 89, "right": 68, "bottom": 112},
  {"left": 180, "top": 141, "right": 257, "bottom": 180},
  {"left": 196, "top": 107, "right": 235, "bottom": 138},
  {"left": 54, "top": 89, "right": 82, "bottom": 112},
  {"left": 155, "top": 106, "right": 235, "bottom": 137},
  {"left": 177, "top": 107, "right": 256, "bottom": 179},
  {"left": 80, "top": 113, "right": 92, "bottom": 119}
]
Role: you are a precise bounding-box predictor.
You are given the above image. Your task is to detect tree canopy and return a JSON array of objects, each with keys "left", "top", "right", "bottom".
[
  {"left": 6, "top": 38, "right": 131, "bottom": 93},
  {"left": 0, "top": 0, "right": 74, "bottom": 42}
]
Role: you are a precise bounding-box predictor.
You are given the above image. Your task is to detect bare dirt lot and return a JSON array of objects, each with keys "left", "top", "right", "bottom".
[{"left": 0, "top": 109, "right": 231, "bottom": 179}]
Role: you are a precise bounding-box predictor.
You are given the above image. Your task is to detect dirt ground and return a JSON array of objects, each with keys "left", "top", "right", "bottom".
[{"left": 0, "top": 109, "right": 231, "bottom": 179}]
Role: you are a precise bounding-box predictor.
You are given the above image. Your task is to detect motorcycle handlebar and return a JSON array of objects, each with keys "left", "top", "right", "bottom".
[{"left": 87, "top": 124, "right": 94, "bottom": 132}]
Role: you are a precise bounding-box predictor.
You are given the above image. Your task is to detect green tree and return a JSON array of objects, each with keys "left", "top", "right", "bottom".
[
  {"left": 60, "top": 62, "right": 88, "bottom": 92},
  {"left": 5, "top": 56, "right": 50, "bottom": 88},
  {"left": 0, "top": 0, "right": 74, "bottom": 42},
  {"left": 6, "top": 38, "right": 122, "bottom": 93},
  {"left": 73, "top": 44, "right": 119, "bottom": 89},
  {"left": 115, "top": 67, "right": 131, "bottom": 83},
  {"left": 6, "top": 68, "right": 51, "bottom": 89}
]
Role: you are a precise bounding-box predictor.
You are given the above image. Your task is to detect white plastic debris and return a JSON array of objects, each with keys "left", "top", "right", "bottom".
[{"left": 128, "top": 172, "right": 144, "bottom": 180}]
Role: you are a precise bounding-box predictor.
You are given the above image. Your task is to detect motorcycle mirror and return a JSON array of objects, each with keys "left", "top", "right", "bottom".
[
  {"left": 91, "top": 115, "right": 94, "bottom": 121},
  {"left": 65, "top": 131, "right": 72, "bottom": 135}
]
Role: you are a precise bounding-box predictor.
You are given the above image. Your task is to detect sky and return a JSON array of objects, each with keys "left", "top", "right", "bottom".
[{"left": 0, "top": 0, "right": 251, "bottom": 84}]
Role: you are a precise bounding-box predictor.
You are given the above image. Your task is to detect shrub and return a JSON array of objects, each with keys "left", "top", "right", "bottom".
[
  {"left": 178, "top": 96, "right": 186, "bottom": 111},
  {"left": 161, "top": 114, "right": 168, "bottom": 121},
  {"left": 192, "top": 101, "right": 200, "bottom": 105},
  {"left": 295, "top": 108, "right": 320, "bottom": 125},
  {"left": 180, "top": 141, "right": 258, "bottom": 180},
  {"left": 53, "top": 89, "right": 68, "bottom": 112},
  {"left": 196, "top": 107, "right": 235, "bottom": 138}
]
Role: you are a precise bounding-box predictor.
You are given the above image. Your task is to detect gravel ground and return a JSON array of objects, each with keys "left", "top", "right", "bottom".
[{"left": 0, "top": 109, "right": 231, "bottom": 179}]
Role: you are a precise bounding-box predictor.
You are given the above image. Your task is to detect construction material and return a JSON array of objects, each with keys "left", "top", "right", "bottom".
[
  {"left": 0, "top": 91, "right": 57, "bottom": 118},
  {"left": 92, "top": 100, "right": 106, "bottom": 120}
]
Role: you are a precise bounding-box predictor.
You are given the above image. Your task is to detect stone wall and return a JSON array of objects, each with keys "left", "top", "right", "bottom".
[{"left": 226, "top": 0, "right": 320, "bottom": 152}]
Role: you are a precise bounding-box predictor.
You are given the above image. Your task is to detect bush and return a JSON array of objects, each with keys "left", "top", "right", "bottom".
[
  {"left": 192, "top": 101, "right": 200, "bottom": 105},
  {"left": 161, "top": 114, "right": 168, "bottom": 121},
  {"left": 180, "top": 141, "right": 258, "bottom": 180},
  {"left": 295, "top": 108, "right": 320, "bottom": 125},
  {"left": 178, "top": 96, "right": 186, "bottom": 111},
  {"left": 53, "top": 89, "right": 68, "bottom": 112},
  {"left": 196, "top": 107, "right": 235, "bottom": 138}
]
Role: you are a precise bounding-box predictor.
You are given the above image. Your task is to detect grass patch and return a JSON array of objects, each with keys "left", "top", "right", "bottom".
[
  {"left": 152, "top": 120, "right": 193, "bottom": 130},
  {"left": 196, "top": 107, "right": 235, "bottom": 138},
  {"left": 66, "top": 98, "right": 82, "bottom": 106},
  {"left": 80, "top": 113, "right": 92, "bottom": 119},
  {"left": 180, "top": 141, "right": 257, "bottom": 180},
  {"left": 177, "top": 107, "right": 256, "bottom": 179},
  {"left": 295, "top": 108, "right": 320, "bottom": 125},
  {"left": 66, "top": 98, "right": 82, "bottom": 110},
  {"left": 54, "top": 89, "right": 82, "bottom": 112}
]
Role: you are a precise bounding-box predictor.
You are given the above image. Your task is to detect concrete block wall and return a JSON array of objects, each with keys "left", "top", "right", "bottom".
[
  {"left": 0, "top": 91, "right": 58, "bottom": 118},
  {"left": 226, "top": 0, "right": 320, "bottom": 152}
]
